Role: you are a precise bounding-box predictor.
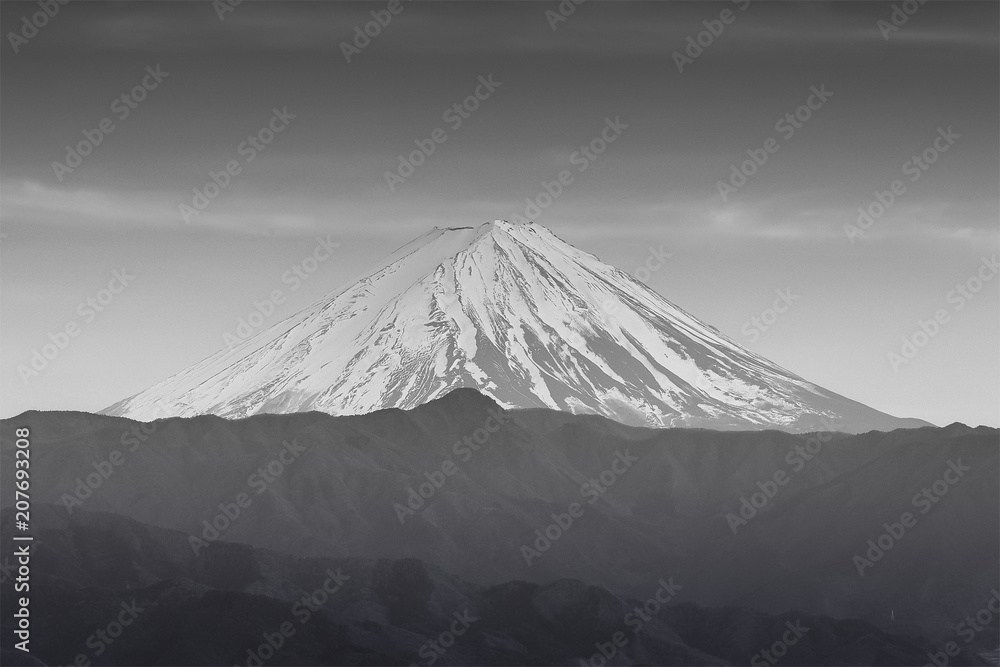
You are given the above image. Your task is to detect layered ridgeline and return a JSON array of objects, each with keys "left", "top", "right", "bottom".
[
  {"left": 1, "top": 396, "right": 996, "bottom": 648},
  {"left": 104, "top": 220, "right": 926, "bottom": 432},
  {"left": 1, "top": 504, "right": 977, "bottom": 667}
]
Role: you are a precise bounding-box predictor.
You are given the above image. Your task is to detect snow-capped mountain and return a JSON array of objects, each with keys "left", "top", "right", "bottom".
[{"left": 104, "top": 219, "right": 927, "bottom": 432}]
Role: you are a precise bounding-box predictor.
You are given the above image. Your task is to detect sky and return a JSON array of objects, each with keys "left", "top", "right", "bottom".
[{"left": 1, "top": 0, "right": 997, "bottom": 427}]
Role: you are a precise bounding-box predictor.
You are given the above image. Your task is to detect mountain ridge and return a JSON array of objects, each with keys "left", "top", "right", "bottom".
[
  {"left": 3, "top": 404, "right": 994, "bottom": 643},
  {"left": 4, "top": 503, "right": 976, "bottom": 666}
]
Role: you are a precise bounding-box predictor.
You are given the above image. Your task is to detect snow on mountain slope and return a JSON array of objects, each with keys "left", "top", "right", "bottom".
[{"left": 103, "top": 220, "right": 928, "bottom": 432}]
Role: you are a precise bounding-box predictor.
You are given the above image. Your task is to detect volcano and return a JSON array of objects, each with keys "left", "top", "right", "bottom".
[{"left": 103, "top": 219, "right": 927, "bottom": 432}]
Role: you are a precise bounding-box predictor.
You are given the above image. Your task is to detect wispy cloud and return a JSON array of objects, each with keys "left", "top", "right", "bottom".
[
  {"left": 0, "top": 179, "right": 315, "bottom": 235},
  {"left": 15, "top": 1, "right": 995, "bottom": 58}
]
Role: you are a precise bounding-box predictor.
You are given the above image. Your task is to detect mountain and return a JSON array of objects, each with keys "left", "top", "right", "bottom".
[
  {"left": 3, "top": 505, "right": 971, "bottom": 667},
  {"left": 4, "top": 397, "right": 996, "bottom": 646},
  {"left": 103, "top": 219, "right": 927, "bottom": 433}
]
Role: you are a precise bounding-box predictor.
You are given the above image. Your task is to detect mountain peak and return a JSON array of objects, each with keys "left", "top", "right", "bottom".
[
  {"left": 103, "top": 221, "right": 927, "bottom": 433},
  {"left": 435, "top": 218, "right": 527, "bottom": 231}
]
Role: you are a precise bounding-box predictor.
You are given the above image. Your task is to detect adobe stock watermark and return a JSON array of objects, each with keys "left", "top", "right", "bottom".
[
  {"left": 511, "top": 116, "right": 629, "bottom": 224},
  {"left": 0, "top": 546, "right": 37, "bottom": 586},
  {"left": 888, "top": 254, "right": 997, "bottom": 372},
  {"left": 520, "top": 449, "right": 639, "bottom": 567},
  {"left": 68, "top": 599, "right": 147, "bottom": 667},
  {"left": 645, "top": 411, "right": 663, "bottom": 428},
  {"left": 384, "top": 75, "right": 502, "bottom": 192},
  {"left": 545, "top": 0, "right": 586, "bottom": 31},
  {"left": 189, "top": 438, "right": 310, "bottom": 556},
  {"left": 844, "top": 126, "right": 960, "bottom": 243},
  {"left": 213, "top": 0, "right": 243, "bottom": 21},
  {"left": 7, "top": 0, "right": 71, "bottom": 54},
  {"left": 0, "top": 557, "right": 11, "bottom": 585},
  {"left": 740, "top": 287, "right": 799, "bottom": 342},
  {"left": 238, "top": 568, "right": 351, "bottom": 666},
  {"left": 750, "top": 620, "right": 809, "bottom": 666},
  {"left": 852, "top": 458, "right": 971, "bottom": 577},
  {"left": 673, "top": 0, "right": 751, "bottom": 73},
  {"left": 58, "top": 400, "right": 171, "bottom": 515},
  {"left": 409, "top": 610, "right": 477, "bottom": 666},
  {"left": 0, "top": 552, "right": 33, "bottom": 592},
  {"left": 725, "top": 416, "right": 838, "bottom": 535},
  {"left": 51, "top": 65, "right": 169, "bottom": 182},
  {"left": 340, "top": 0, "right": 411, "bottom": 63},
  {"left": 627, "top": 244, "right": 673, "bottom": 285},
  {"left": 393, "top": 407, "right": 509, "bottom": 523},
  {"left": 599, "top": 244, "right": 673, "bottom": 316},
  {"left": 222, "top": 235, "right": 340, "bottom": 349},
  {"left": 579, "top": 577, "right": 682, "bottom": 666},
  {"left": 179, "top": 107, "right": 295, "bottom": 224},
  {"left": 878, "top": 0, "right": 929, "bottom": 41},
  {"left": 18, "top": 268, "right": 136, "bottom": 385},
  {"left": 716, "top": 84, "right": 833, "bottom": 202},
  {"left": 924, "top": 589, "right": 1000, "bottom": 667}
]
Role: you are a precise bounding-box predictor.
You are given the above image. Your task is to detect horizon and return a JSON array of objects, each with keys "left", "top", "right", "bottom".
[
  {"left": 1, "top": 1, "right": 998, "bottom": 427},
  {"left": 5, "top": 383, "right": 998, "bottom": 432}
]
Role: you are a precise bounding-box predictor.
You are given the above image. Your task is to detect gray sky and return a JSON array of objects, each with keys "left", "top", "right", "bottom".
[{"left": 1, "top": 0, "right": 997, "bottom": 426}]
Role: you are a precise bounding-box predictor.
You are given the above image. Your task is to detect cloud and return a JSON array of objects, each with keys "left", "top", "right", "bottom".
[
  {"left": 13, "top": 1, "right": 994, "bottom": 59},
  {"left": 0, "top": 180, "right": 171, "bottom": 226},
  {"left": 0, "top": 179, "right": 313, "bottom": 235}
]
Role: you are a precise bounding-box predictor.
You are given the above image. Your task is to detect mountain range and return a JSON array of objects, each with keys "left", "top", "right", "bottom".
[
  {"left": 3, "top": 502, "right": 985, "bottom": 667},
  {"left": 4, "top": 391, "right": 996, "bottom": 657}
]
